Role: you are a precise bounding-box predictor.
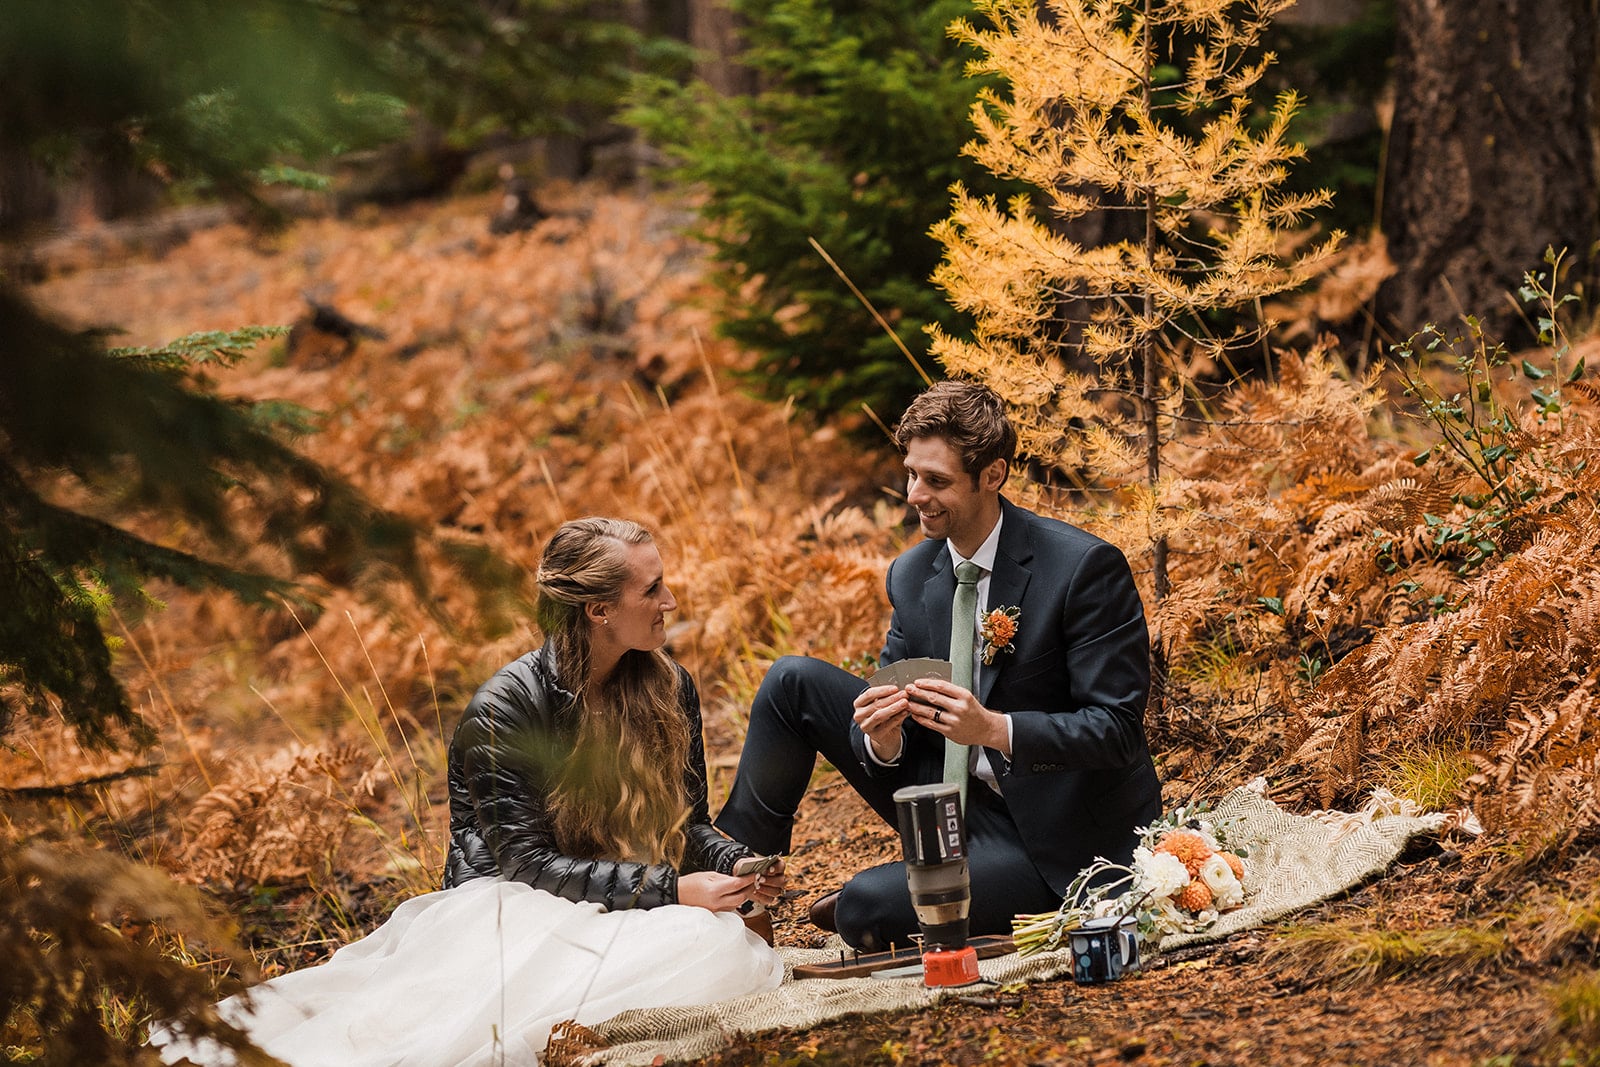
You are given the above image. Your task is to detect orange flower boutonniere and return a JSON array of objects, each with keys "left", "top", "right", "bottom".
[{"left": 980, "top": 605, "right": 1021, "bottom": 666}]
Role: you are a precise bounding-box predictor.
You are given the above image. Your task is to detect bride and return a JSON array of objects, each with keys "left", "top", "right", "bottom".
[{"left": 154, "top": 517, "right": 787, "bottom": 1066}]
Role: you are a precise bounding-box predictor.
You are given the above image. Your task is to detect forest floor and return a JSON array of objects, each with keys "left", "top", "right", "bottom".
[
  {"left": 705, "top": 778, "right": 1556, "bottom": 1067},
  {"left": 15, "top": 185, "right": 1591, "bottom": 1066}
]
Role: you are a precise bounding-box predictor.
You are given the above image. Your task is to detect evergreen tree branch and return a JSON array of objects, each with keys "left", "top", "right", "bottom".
[
  {"left": 0, "top": 464, "right": 300, "bottom": 608},
  {"left": 0, "top": 763, "right": 164, "bottom": 800},
  {"left": 0, "top": 529, "right": 146, "bottom": 749},
  {"left": 0, "top": 288, "right": 427, "bottom": 748}
]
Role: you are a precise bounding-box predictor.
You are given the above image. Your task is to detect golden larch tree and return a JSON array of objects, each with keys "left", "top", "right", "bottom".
[{"left": 930, "top": 0, "right": 1341, "bottom": 600}]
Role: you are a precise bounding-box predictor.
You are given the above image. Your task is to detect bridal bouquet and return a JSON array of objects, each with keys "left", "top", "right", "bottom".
[{"left": 1012, "top": 803, "right": 1252, "bottom": 956}]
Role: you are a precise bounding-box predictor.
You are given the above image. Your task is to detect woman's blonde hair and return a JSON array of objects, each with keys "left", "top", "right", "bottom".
[{"left": 534, "top": 517, "right": 690, "bottom": 866}]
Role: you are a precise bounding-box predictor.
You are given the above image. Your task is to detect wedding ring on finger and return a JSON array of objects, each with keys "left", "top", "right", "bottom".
[{"left": 933, "top": 708, "right": 943, "bottom": 724}]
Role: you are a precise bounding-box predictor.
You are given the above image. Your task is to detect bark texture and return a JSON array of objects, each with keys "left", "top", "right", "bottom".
[
  {"left": 688, "top": 0, "right": 756, "bottom": 96},
  {"left": 1379, "top": 0, "right": 1600, "bottom": 337}
]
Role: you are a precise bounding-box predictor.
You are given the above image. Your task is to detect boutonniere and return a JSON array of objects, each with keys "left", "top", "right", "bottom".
[{"left": 980, "top": 606, "right": 1021, "bottom": 665}]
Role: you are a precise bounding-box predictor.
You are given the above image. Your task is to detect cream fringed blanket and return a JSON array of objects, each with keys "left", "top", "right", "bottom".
[{"left": 583, "top": 786, "right": 1464, "bottom": 1066}]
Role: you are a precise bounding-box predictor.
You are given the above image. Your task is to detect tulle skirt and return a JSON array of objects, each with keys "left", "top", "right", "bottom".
[{"left": 151, "top": 878, "right": 785, "bottom": 1066}]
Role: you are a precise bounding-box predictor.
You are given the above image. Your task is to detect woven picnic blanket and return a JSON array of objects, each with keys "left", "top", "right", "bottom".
[{"left": 582, "top": 786, "right": 1461, "bottom": 1065}]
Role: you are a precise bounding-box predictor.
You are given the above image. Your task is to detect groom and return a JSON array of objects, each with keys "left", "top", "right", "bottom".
[{"left": 715, "top": 380, "right": 1162, "bottom": 950}]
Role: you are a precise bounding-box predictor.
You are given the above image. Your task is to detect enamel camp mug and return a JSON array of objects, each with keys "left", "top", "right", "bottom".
[{"left": 1069, "top": 915, "right": 1140, "bottom": 984}]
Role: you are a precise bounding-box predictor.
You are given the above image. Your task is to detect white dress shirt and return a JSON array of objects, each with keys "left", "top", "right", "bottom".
[{"left": 869, "top": 514, "right": 1013, "bottom": 791}]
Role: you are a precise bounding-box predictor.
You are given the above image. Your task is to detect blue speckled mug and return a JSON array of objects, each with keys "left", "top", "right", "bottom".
[{"left": 1069, "top": 915, "right": 1140, "bottom": 984}]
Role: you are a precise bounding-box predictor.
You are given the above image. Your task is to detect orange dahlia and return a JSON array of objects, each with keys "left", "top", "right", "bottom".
[
  {"left": 1154, "top": 830, "right": 1212, "bottom": 875},
  {"left": 1174, "top": 879, "right": 1214, "bottom": 912}
]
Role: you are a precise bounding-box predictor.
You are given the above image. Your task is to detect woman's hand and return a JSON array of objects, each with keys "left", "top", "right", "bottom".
[
  {"left": 678, "top": 858, "right": 790, "bottom": 912},
  {"left": 677, "top": 871, "right": 760, "bottom": 912}
]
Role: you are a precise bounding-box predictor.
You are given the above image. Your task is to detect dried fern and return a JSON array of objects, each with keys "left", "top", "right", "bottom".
[
  {"left": 0, "top": 843, "right": 276, "bottom": 1065},
  {"left": 182, "top": 744, "right": 377, "bottom": 887}
]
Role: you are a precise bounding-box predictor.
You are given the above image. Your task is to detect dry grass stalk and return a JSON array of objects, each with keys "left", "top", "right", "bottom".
[
  {"left": 1544, "top": 968, "right": 1600, "bottom": 1065},
  {"left": 1265, "top": 921, "right": 1510, "bottom": 990}
]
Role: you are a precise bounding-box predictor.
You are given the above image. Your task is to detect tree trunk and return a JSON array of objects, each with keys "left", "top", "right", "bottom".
[
  {"left": 1378, "top": 0, "right": 1599, "bottom": 338},
  {"left": 689, "top": 0, "right": 756, "bottom": 96}
]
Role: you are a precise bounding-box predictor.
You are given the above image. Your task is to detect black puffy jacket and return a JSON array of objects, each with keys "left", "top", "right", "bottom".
[{"left": 441, "top": 644, "right": 750, "bottom": 909}]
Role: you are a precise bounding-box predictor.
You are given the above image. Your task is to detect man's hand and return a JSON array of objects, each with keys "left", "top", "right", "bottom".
[
  {"left": 905, "top": 678, "right": 1010, "bottom": 754},
  {"left": 732, "top": 854, "right": 789, "bottom": 907},
  {"left": 748, "top": 856, "right": 787, "bottom": 907},
  {"left": 852, "top": 682, "right": 911, "bottom": 761}
]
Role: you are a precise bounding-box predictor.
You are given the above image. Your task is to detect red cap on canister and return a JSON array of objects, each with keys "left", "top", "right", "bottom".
[{"left": 921, "top": 945, "right": 981, "bottom": 987}]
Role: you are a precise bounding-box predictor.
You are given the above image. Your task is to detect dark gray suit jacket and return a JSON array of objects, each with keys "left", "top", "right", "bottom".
[{"left": 853, "top": 496, "right": 1162, "bottom": 895}]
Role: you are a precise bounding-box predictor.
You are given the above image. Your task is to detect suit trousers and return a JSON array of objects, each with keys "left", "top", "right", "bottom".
[{"left": 714, "top": 655, "right": 1061, "bottom": 950}]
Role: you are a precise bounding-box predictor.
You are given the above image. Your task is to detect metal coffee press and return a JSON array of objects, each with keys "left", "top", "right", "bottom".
[{"left": 892, "top": 782, "right": 980, "bottom": 986}]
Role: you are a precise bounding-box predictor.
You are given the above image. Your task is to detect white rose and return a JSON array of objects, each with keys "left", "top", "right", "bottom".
[
  {"left": 1132, "top": 847, "right": 1190, "bottom": 900},
  {"left": 1198, "top": 853, "right": 1245, "bottom": 910}
]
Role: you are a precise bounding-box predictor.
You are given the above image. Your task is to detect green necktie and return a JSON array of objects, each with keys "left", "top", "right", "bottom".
[{"left": 944, "top": 560, "right": 982, "bottom": 810}]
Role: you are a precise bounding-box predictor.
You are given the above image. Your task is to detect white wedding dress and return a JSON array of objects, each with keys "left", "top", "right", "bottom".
[{"left": 151, "top": 877, "right": 785, "bottom": 1066}]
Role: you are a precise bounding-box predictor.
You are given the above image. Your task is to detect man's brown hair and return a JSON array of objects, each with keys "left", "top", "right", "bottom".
[{"left": 893, "top": 380, "right": 1017, "bottom": 479}]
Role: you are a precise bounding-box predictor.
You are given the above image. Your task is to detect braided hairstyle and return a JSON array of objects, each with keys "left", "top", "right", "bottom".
[{"left": 534, "top": 517, "right": 690, "bottom": 866}]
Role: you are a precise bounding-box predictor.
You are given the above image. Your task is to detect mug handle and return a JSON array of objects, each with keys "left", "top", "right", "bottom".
[{"left": 1118, "top": 927, "right": 1139, "bottom": 972}]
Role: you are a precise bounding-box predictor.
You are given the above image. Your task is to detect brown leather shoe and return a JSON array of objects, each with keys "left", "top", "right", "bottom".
[
  {"left": 740, "top": 905, "right": 774, "bottom": 946},
  {"left": 808, "top": 890, "right": 841, "bottom": 933}
]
